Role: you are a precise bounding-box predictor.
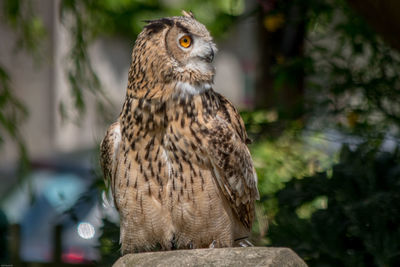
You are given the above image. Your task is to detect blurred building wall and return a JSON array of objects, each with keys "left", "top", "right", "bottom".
[{"left": 0, "top": 0, "right": 56, "bottom": 165}]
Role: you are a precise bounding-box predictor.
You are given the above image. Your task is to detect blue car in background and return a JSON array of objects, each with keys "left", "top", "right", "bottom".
[{"left": 0, "top": 150, "right": 118, "bottom": 265}]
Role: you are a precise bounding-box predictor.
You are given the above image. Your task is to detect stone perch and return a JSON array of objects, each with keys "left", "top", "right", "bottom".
[{"left": 113, "top": 247, "right": 307, "bottom": 267}]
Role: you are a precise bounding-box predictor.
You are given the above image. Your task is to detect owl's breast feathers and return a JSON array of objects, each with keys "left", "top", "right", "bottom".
[{"left": 101, "top": 82, "right": 259, "bottom": 230}]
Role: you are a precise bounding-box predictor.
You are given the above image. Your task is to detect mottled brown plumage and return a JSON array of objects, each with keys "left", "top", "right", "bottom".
[{"left": 100, "top": 11, "right": 259, "bottom": 255}]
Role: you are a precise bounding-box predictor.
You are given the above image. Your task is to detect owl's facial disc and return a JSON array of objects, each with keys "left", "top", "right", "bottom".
[
  {"left": 161, "top": 16, "right": 217, "bottom": 82},
  {"left": 175, "top": 34, "right": 217, "bottom": 78},
  {"left": 176, "top": 33, "right": 216, "bottom": 63}
]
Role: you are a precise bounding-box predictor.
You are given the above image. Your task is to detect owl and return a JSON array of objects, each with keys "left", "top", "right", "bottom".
[{"left": 100, "top": 11, "right": 259, "bottom": 255}]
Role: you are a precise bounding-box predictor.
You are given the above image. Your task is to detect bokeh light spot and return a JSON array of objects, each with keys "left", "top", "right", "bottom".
[{"left": 77, "top": 222, "right": 95, "bottom": 239}]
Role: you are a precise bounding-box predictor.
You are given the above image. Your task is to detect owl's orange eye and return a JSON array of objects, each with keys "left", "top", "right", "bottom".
[{"left": 179, "top": 35, "right": 192, "bottom": 48}]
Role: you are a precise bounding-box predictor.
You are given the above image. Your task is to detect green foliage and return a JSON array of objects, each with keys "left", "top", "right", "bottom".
[
  {"left": 0, "top": 0, "right": 43, "bottom": 176},
  {"left": 59, "top": 1, "right": 105, "bottom": 119},
  {"left": 251, "top": 132, "right": 333, "bottom": 197},
  {"left": 247, "top": 125, "right": 336, "bottom": 245},
  {"left": 98, "top": 218, "right": 120, "bottom": 266},
  {"left": 0, "top": 66, "right": 30, "bottom": 178},
  {"left": 60, "top": 0, "right": 240, "bottom": 39},
  {"left": 268, "top": 143, "right": 400, "bottom": 266},
  {"left": 1, "top": 0, "right": 46, "bottom": 59},
  {"left": 270, "top": 0, "right": 400, "bottom": 137}
]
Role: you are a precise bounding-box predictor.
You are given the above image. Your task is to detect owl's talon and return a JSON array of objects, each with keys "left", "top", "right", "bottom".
[
  {"left": 209, "top": 240, "right": 217, "bottom": 248},
  {"left": 238, "top": 239, "right": 254, "bottom": 247}
]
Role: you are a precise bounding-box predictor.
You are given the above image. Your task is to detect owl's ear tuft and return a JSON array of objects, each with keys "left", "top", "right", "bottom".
[
  {"left": 144, "top": 18, "right": 173, "bottom": 35},
  {"left": 182, "top": 10, "right": 195, "bottom": 19}
]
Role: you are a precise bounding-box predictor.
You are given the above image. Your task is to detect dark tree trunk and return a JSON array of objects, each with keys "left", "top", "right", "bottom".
[
  {"left": 347, "top": 0, "right": 400, "bottom": 52},
  {"left": 255, "top": 0, "right": 306, "bottom": 120}
]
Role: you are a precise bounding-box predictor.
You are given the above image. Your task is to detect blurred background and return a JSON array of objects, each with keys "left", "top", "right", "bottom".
[{"left": 1, "top": 0, "right": 400, "bottom": 266}]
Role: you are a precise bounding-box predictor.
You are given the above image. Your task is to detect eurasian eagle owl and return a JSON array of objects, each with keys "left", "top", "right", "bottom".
[{"left": 100, "top": 11, "right": 259, "bottom": 255}]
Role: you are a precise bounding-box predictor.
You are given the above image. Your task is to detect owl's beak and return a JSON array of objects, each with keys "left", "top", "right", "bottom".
[
  {"left": 205, "top": 47, "right": 214, "bottom": 63},
  {"left": 209, "top": 48, "right": 215, "bottom": 62}
]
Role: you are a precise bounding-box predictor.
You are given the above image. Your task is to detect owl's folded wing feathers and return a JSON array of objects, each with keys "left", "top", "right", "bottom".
[
  {"left": 99, "top": 122, "right": 121, "bottom": 210},
  {"left": 207, "top": 93, "right": 259, "bottom": 230}
]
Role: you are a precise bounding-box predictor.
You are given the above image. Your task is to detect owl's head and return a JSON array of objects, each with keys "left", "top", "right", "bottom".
[{"left": 130, "top": 11, "right": 217, "bottom": 89}]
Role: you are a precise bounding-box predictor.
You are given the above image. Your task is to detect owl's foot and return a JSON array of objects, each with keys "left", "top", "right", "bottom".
[
  {"left": 209, "top": 240, "right": 217, "bottom": 248},
  {"left": 238, "top": 239, "right": 254, "bottom": 247}
]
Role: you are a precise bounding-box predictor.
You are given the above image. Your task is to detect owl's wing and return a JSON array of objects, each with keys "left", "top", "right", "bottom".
[
  {"left": 207, "top": 93, "right": 259, "bottom": 230},
  {"left": 100, "top": 122, "right": 121, "bottom": 210}
]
